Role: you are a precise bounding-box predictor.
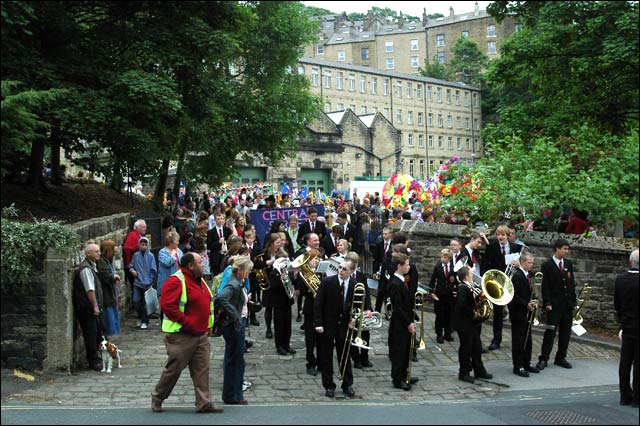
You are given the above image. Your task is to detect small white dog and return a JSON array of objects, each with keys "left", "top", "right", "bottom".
[{"left": 99, "top": 339, "right": 122, "bottom": 373}]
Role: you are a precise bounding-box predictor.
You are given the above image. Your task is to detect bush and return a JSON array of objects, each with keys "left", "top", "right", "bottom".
[{"left": 1, "top": 204, "right": 79, "bottom": 293}]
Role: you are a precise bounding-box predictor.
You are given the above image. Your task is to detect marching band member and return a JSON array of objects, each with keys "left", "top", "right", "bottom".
[
  {"left": 373, "top": 227, "right": 393, "bottom": 313},
  {"left": 508, "top": 251, "right": 540, "bottom": 377},
  {"left": 345, "top": 251, "right": 374, "bottom": 369},
  {"left": 206, "top": 212, "right": 233, "bottom": 276},
  {"left": 429, "top": 248, "right": 455, "bottom": 344},
  {"left": 321, "top": 225, "right": 341, "bottom": 258},
  {"left": 268, "top": 233, "right": 295, "bottom": 356}
]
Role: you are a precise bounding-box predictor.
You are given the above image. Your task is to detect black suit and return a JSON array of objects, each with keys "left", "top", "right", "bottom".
[
  {"left": 268, "top": 260, "right": 294, "bottom": 352},
  {"left": 340, "top": 223, "right": 358, "bottom": 247},
  {"left": 373, "top": 239, "right": 392, "bottom": 276},
  {"left": 375, "top": 257, "right": 394, "bottom": 313},
  {"left": 298, "top": 221, "right": 327, "bottom": 246},
  {"left": 539, "top": 257, "right": 576, "bottom": 363},
  {"left": 429, "top": 263, "right": 455, "bottom": 338},
  {"left": 389, "top": 274, "right": 413, "bottom": 385},
  {"left": 314, "top": 275, "right": 355, "bottom": 391},
  {"left": 484, "top": 240, "right": 523, "bottom": 345},
  {"left": 350, "top": 270, "right": 373, "bottom": 366},
  {"left": 321, "top": 234, "right": 339, "bottom": 258},
  {"left": 614, "top": 267, "right": 639, "bottom": 404},
  {"left": 294, "top": 270, "right": 322, "bottom": 369},
  {"left": 206, "top": 226, "right": 233, "bottom": 276},
  {"left": 451, "top": 282, "right": 487, "bottom": 377},
  {"left": 509, "top": 268, "right": 533, "bottom": 370}
]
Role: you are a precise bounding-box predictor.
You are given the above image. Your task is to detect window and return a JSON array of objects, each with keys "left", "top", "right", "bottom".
[
  {"left": 464, "top": 92, "right": 469, "bottom": 107},
  {"left": 407, "top": 111, "right": 414, "bottom": 125},
  {"left": 371, "top": 77, "right": 377, "bottom": 94},
  {"left": 418, "top": 134, "right": 425, "bottom": 147},
  {"left": 409, "top": 160, "right": 414, "bottom": 176},
  {"left": 383, "top": 108, "right": 390, "bottom": 118},
  {"left": 324, "top": 102, "right": 332, "bottom": 112},
  {"left": 410, "top": 39, "right": 419, "bottom": 51},
  {"left": 349, "top": 103, "right": 356, "bottom": 111},
  {"left": 417, "top": 112, "right": 424, "bottom": 126},
  {"left": 337, "top": 102, "right": 345, "bottom": 110},
  {"left": 456, "top": 116, "right": 462, "bottom": 129},
  {"left": 436, "top": 34, "right": 445, "bottom": 47},
  {"left": 408, "top": 134, "right": 414, "bottom": 147},
  {"left": 438, "top": 113, "right": 443, "bottom": 127},
  {"left": 385, "top": 41, "right": 394, "bottom": 52},
  {"left": 317, "top": 44, "right": 325, "bottom": 54},
  {"left": 311, "top": 69, "right": 318, "bottom": 86},
  {"left": 386, "top": 58, "right": 395, "bottom": 69},
  {"left": 429, "top": 160, "right": 434, "bottom": 175},
  {"left": 473, "top": 93, "right": 479, "bottom": 107},
  {"left": 437, "top": 51, "right": 445, "bottom": 64},
  {"left": 426, "top": 85, "right": 432, "bottom": 101},
  {"left": 474, "top": 118, "right": 479, "bottom": 130},
  {"left": 416, "top": 84, "right": 423, "bottom": 99},
  {"left": 465, "top": 117, "right": 470, "bottom": 129},
  {"left": 419, "top": 160, "right": 425, "bottom": 180},
  {"left": 406, "top": 82, "right": 412, "bottom": 98},
  {"left": 427, "top": 112, "right": 433, "bottom": 126},
  {"left": 338, "top": 50, "right": 346, "bottom": 62},
  {"left": 488, "top": 41, "right": 496, "bottom": 54},
  {"left": 461, "top": 31, "right": 469, "bottom": 38},
  {"left": 448, "top": 136, "right": 453, "bottom": 150},
  {"left": 396, "top": 81, "right": 402, "bottom": 98},
  {"left": 324, "top": 71, "right": 331, "bottom": 88},
  {"left": 446, "top": 89, "right": 452, "bottom": 104},
  {"left": 428, "top": 135, "right": 434, "bottom": 148},
  {"left": 438, "top": 136, "right": 444, "bottom": 149},
  {"left": 487, "top": 25, "right": 496, "bottom": 37},
  {"left": 466, "top": 138, "right": 471, "bottom": 151},
  {"left": 360, "top": 76, "right": 366, "bottom": 92},
  {"left": 457, "top": 137, "right": 463, "bottom": 151},
  {"left": 361, "top": 47, "right": 370, "bottom": 60},
  {"left": 436, "top": 87, "right": 442, "bottom": 102},
  {"left": 360, "top": 105, "right": 367, "bottom": 114},
  {"left": 336, "top": 72, "right": 343, "bottom": 90},
  {"left": 455, "top": 90, "right": 460, "bottom": 105},
  {"left": 348, "top": 75, "right": 356, "bottom": 91},
  {"left": 383, "top": 79, "right": 389, "bottom": 95},
  {"left": 396, "top": 109, "right": 402, "bottom": 124},
  {"left": 411, "top": 56, "right": 419, "bottom": 68},
  {"left": 447, "top": 114, "right": 452, "bottom": 128}
]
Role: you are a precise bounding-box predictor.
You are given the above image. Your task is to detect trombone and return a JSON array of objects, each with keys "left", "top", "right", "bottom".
[
  {"left": 524, "top": 272, "right": 543, "bottom": 351},
  {"left": 338, "top": 282, "right": 366, "bottom": 381},
  {"left": 406, "top": 290, "right": 424, "bottom": 385}
]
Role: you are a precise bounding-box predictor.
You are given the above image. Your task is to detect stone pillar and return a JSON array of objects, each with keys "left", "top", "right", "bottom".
[{"left": 43, "top": 248, "right": 73, "bottom": 372}]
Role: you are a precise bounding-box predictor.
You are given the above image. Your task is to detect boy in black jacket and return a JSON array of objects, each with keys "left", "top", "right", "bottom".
[{"left": 429, "top": 248, "right": 455, "bottom": 344}]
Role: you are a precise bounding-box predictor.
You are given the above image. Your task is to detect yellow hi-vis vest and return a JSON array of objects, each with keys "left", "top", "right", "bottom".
[{"left": 162, "top": 270, "right": 214, "bottom": 333}]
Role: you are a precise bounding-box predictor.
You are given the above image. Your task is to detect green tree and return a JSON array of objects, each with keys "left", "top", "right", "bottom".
[
  {"left": 419, "top": 56, "right": 447, "bottom": 80},
  {"left": 446, "top": 37, "right": 488, "bottom": 86}
]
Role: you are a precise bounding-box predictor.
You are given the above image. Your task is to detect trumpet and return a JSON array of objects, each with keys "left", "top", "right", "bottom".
[{"left": 339, "top": 282, "right": 366, "bottom": 381}]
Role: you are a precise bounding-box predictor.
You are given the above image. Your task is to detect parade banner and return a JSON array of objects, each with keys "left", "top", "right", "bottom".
[{"left": 250, "top": 204, "right": 325, "bottom": 249}]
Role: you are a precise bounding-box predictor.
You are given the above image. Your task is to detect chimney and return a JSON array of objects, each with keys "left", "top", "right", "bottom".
[
  {"left": 474, "top": 1, "right": 480, "bottom": 17},
  {"left": 422, "top": 7, "right": 428, "bottom": 26},
  {"left": 449, "top": 6, "right": 455, "bottom": 18},
  {"left": 397, "top": 12, "right": 405, "bottom": 28}
]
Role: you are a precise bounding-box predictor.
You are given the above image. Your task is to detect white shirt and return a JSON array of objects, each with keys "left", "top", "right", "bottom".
[{"left": 553, "top": 256, "right": 564, "bottom": 270}]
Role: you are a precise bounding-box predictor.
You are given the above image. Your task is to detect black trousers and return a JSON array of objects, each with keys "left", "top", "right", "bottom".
[
  {"left": 374, "top": 281, "right": 388, "bottom": 313},
  {"left": 77, "top": 308, "right": 101, "bottom": 366},
  {"left": 319, "top": 325, "right": 353, "bottom": 390},
  {"left": 492, "top": 305, "right": 504, "bottom": 343},
  {"left": 389, "top": 325, "right": 410, "bottom": 384},
  {"left": 350, "top": 329, "right": 371, "bottom": 364},
  {"left": 539, "top": 306, "right": 572, "bottom": 362},
  {"left": 273, "top": 304, "right": 292, "bottom": 350},
  {"left": 304, "top": 313, "right": 319, "bottom": 368},
  {"left": 511, "top": 315, "right": 533, "bottom": 370},
  {"left": 434, "top": 298, "right": 453, "bottom": 337},
  {"left": 457, "top": 324, "right": 486, "bottom": 376},
  {"left": 619, "top": 335, "right": 639, "bottom": 403}
]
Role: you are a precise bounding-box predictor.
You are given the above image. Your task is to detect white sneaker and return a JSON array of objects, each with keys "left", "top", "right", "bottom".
[{"left": 140, "top": 323, "right": 148, "bottom": 329}]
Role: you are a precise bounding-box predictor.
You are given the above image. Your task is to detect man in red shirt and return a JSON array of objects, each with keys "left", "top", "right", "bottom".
[{"left": 151, "top": 252, "right": 223, "bottom": 414}]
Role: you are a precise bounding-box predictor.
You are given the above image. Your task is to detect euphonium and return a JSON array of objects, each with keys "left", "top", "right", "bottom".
[
  {"left": 339, "top": 282, "right": 366, "bottom": 380},
  {"left": 273, "top": 257, "right": 294, "bottom": 300},
  {"left": 572, "top": 284, "right": 592, "bottom": 326},
  {"left": 290, "top": 252, "right": 320, "bottom": 296}
]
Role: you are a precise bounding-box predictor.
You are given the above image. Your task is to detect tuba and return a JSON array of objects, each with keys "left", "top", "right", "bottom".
[
  {"left": 290, "top": 252, "right": 320, "bottom": 296},
  {"left": 474, "top": 269, "right": 514, "bottom": 322},
  {"left": 273, "top": 257, "right": 294, "bottom": 300}
]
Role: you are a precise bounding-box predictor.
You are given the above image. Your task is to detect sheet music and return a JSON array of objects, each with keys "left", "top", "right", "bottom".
[
  {"left": 505, "top": 252, "right": 521, "bottom": 265},
  {"left": 367, "top": 278, "right": 379, "bottom": 290},
  {"left": 317, "top": 260, "right": 339, "bottom": 277},
  {"left": 571, "top": 323, "right": 587, "bottom": 336}
]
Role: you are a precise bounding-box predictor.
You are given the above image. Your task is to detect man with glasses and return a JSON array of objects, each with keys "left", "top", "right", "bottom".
[{"left": 314, "top": 260, "right": 357, "bottom": 398}]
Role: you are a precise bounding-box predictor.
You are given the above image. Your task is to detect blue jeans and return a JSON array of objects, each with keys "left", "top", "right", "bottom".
[
  {"left": 132, "top": 285, "right": 149, "bottom": 325},
  {"left": 221, "top": 322, "right": 245, "bottom": 402}
]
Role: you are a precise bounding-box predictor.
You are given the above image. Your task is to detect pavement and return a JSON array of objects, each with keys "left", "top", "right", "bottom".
[{"left": 1, "top": 302, "right": 623, "bottom": 410}]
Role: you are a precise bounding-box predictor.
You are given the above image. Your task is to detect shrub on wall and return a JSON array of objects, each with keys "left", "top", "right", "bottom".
[{"left": 1, "top": 204, "right": 79, "bottom": 293}]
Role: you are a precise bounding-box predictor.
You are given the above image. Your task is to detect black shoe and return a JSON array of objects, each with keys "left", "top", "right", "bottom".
[
  {"left": 488, "top": 341, "right": 501, "bottom": 351},
  {"left": 475, "top": 372, "right": 493, "bottom": 380},
  {"left": 353, "top": 361, "right": 363, "bottom": 369},
  {"left": 325, "top": 388, "right": 335, "bottom": 398},
  {"left": 250, "top": 318, "right": 260, "bottom": 326},
  {"left": 245, "top": 340, "right": 253, "bottom": 349},
  {"left": 296, "top": 314, "right": 302, "bottom": 322},
  {"left": 265, "top": 329, "right": 273, "bottom": 339},
  {"left": 409, "top": 377, "right": 419, "bottom": 384},
  {"left": 620, "top": 397, "right": 632, "bottom": 406},
  {"left": 412, "top": 354, "right": 419, "bottom": 362},
  {"left": 286, "top": 347, "right": 297, "bottom": 355},
  {"left": 444, "top": 334, "right": 454, "bottom": 342},
  {"left": 362, "top": 360, "right": 374, "bottom": 368},
  {"left": 306, "top": 366, "right": 317, "bottom": 376},
  {"left": 436, "top": 336, "right": 445, "bottom": 344},
  {"left": 342, "top": 386, "right": 355, "bottom": 397},
  {"left": 393, "top": 381, "right": 411, "bottom": 390},
  {"left": 554, "top": 359, "right": 572, "bottom": 369},
  {"left": 481, "top": 348, "right": 489, "bottom": 354},
  {"left": 525, "top": 364, "right": 540, "bottom": 374},
  {"left": 536, "top": 360, "right": 548, "bottom": 370},
  {"left": 277, "top": 347, "right": 288, "bottom": 355},
  {"left": 300, "top": 323, "right": 306, "bottom": 330},
  {"left": 514, "top": 367, "right": 530, "bottom": 378},
  {"left": 458, "top": 374, "right": 474, "bottom": 384}
]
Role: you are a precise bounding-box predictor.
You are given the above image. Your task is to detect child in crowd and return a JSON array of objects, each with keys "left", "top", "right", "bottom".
[
  {"left": 129, "top": 237, "right": 157, "bottom": 329},
  {"left": 429, "top": 248, "right": 455, "bottom": 344}
]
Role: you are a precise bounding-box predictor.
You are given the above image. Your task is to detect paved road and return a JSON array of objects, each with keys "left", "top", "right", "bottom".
[{"left": 2, "top": 306, "right": 633, "bottom": 424}]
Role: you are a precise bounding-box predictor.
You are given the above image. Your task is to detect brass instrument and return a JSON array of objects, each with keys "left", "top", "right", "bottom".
[
  {"left": 504, "top": 247, "right": 523, "bottom": 278},
  {"left": 339, "top": 282, "right": 366, "bottom": 380},
  {"left": 384, "top": 297, "right": 393, "bottom": 321},
  {"left": 220, "top": 237, "right": 228, "bottom": 256},
  {"left": 254, "top": 254, "right": 270, "bottom": 291},
  {"left": 572, "top": 284, "right": 592, "bottom": 326},
  {"left": 524, "top": 272, "right": 543, "bottom": 350},
  {"left": 273, "top": 257, "right": 294, "bottom": 300},
  {"left": 453, "top": 255, "right": 469, "bottom": 272},
  {"left": 474, "top": 269, "right": 515, "bottom": 322},
  {"left": 406, "top": 291, "right": 422, "bottom": 385},
  {"left": 415, "top": 291, "right": 426, "bottom": 351},
  {"left": 362, "top": 311, "right": 383, "bottom": 330},
  {"left": 290, "top": 252, "right": 320, "bottom": 296}
]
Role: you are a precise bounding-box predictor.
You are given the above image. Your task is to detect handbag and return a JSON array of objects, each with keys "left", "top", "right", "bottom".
[{"left": 145, "top": 286, "right": 159, "bottom": 316}]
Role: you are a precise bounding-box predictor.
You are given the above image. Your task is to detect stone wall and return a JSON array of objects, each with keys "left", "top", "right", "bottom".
[
  {"left": 394, "top": 221, "right": 637, "bottom": 331},
  {"left": 1, "top": 213, "right": 131, "bottom": 371}
]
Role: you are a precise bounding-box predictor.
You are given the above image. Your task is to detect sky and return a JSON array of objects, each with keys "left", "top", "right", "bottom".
[{"left": 303, "top": 1, "right": 494, "bottom": 18}]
